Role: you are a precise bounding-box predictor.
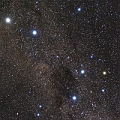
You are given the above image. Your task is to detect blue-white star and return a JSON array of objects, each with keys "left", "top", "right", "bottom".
[
  {"left": 56, "top": 55, "right": 59, "bottom": 58},
  {"left": 81, "top": 64, "right": 83, "bottom": 67},
  {"left": 90, "top": 54, "right": 94, "bottom": 58},
  {"left": 39, "top": 105, "right": 42, "bottom": 108},
  {"left": 102, "top": 88, "right": 105, "bottom": 93},
  {"left": 36, "top": 113, "right": 40, "bottom": 117},
  {"left": 32, "top": 30, "right": 37, "bottom": 36},
  {"left": 80, "top": 70, "right": 85, "bottom": 74},
  {"left": 72, "top": 96, "right": 77, "bottom": 101},
  {"left": 37, "top": 8, "right": 40, "bottom": 10},
  {"left": 77, "top": 7, "right": 81, "bottom": 12}
]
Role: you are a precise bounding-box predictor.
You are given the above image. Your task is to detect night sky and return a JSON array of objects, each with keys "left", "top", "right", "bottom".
[{"left": 0, "top": 0, "right": 119, "bottom": 120}]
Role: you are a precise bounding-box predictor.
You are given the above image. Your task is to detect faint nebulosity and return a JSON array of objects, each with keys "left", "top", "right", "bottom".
[{"left": 0, "top": 0, "right": 119, "bottom": 120}]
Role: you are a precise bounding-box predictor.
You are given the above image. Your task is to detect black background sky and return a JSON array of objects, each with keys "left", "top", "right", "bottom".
[{"left": 0, "top": 0, "right": 119, "bottom": 120}]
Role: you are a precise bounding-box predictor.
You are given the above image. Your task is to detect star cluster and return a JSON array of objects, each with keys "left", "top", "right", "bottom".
[{"left": 0, "top": 0, "right": 119, "bottom": 120}]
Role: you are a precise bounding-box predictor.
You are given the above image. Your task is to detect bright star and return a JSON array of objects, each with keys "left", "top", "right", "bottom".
[
  {"left": 72, "top": 96, "right": 77, "bottom": 101},
  {"left": 5, "top": 17, "right": 11, "bottom": 23},
  {"left": 32, "top": 30, "right": 37, "bottom": 35},
  {"left": 77, "top": 7, "right": 81, "bottom": 12},
  {"left": 39, "top": 105, "right": 42, "bottom": 108},
  {"left": 102, "top": 88, "right": 105, "bottom": 92},
  {"left": 102, "top": 71, "right": 107, "bottom": 75},
  {"left": 36, "top": 113, "right": 40, "bottom": 117},
  {"left": 80, "top": 70, "right": 85, "bottom": 74}
]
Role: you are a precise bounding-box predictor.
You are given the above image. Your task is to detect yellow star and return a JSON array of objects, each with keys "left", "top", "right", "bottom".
[{"left": 102, "top": 71, "right": 107, "bottom": 75}]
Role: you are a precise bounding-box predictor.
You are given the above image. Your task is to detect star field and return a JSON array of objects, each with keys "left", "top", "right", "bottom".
[{"left": 0, "top": 0, "right": 119, "bottom": 120}]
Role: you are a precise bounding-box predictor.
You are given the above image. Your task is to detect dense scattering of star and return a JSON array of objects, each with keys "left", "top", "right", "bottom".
[{"left": 0, "top": 0, "right": 119, "bottom": 120}]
